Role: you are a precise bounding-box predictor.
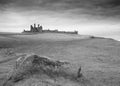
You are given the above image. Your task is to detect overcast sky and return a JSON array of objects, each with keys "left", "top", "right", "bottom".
[{"left": 0, "top": 0, "right": 120, "bottom": 39}]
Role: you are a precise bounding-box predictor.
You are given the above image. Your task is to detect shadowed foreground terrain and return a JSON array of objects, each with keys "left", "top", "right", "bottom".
[
  {"left": 3, "top": 54, "right": 88, "bottom": 86},
  {"left": 0, "top": 33, "right": 120, "bottom": 86}
]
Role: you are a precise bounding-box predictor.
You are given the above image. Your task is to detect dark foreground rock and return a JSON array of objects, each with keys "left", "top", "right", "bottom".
[{"left": 3, "top": 54, "right": 90, "bottom": 86}]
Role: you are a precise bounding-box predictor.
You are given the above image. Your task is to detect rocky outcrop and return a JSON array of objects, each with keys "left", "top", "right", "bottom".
[{"left": 3, "top": 54, "right": 84, "bottom": 86}]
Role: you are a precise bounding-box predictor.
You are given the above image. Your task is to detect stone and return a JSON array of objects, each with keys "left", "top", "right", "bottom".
[{"left": 3, "top": 54, "right": 84, "bottom": 86}]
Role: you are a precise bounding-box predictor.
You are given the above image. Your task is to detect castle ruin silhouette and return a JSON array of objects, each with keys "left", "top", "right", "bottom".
[{"left": 23, "top": 23, "right": 78, "bottom": 34}]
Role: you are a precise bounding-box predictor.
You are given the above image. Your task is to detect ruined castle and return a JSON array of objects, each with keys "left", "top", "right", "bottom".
[
  {"left": 23, "top": 24, "right": 43, "bottom": 33},
  {"left": 23, "top": 23, "right": 78, "bottom": 34}
]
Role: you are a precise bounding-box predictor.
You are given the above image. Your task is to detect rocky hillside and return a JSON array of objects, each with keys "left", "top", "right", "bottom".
[
  {"left": 3, "top": 54, "right": 90, "bottom": 86},
  {"left": 0, "top": 33, "right": 120, "bottom": 86}
]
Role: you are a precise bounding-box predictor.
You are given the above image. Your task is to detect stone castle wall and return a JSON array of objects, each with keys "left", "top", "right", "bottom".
[{"left": 23, "top": 24, "right": 78, "bottom": 34}]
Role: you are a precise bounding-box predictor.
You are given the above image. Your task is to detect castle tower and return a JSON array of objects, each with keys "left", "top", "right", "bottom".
[
  {"left": 37, "top": 24, "right": 43, "bottom": 32},
  {"left": 38, "top": 24, "right": 40, "bottom": 28},
  {"left": 40, "top": 25, "right": 43, "bottom": 30},
  {"left": 30, "top": 25, "right": 34, "bottom": 32},
  {"left": 34, "top": 23, "right": 36, "bottom": 28}
]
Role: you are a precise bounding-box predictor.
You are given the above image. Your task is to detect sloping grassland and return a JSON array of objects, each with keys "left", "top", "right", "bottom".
[{"left": 0, "top": 33, "right": 120, "bottom": 86}]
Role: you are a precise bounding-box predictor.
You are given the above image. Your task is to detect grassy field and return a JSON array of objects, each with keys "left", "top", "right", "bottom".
[{"left": 0, "top": 33, "right": 120, "bottom": 86}]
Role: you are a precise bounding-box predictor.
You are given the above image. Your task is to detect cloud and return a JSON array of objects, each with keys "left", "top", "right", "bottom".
[
  {"left": 0, "top": 0, "right": 14, "bottom": 5},
  {"left": 0, "top": 0, "right": 120, "bottom": 22},
  {"left": 0, "top": 0, "right": 118, "bottom": 18},
  {"left": 0, "top": 0, "right": 120, "bottom": 39},
  {"left": 0, "top": 0, "right": 119, "bottom": 11},
  {"left": 106, "top": 0, "right": 120, "bottom": 7}
]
